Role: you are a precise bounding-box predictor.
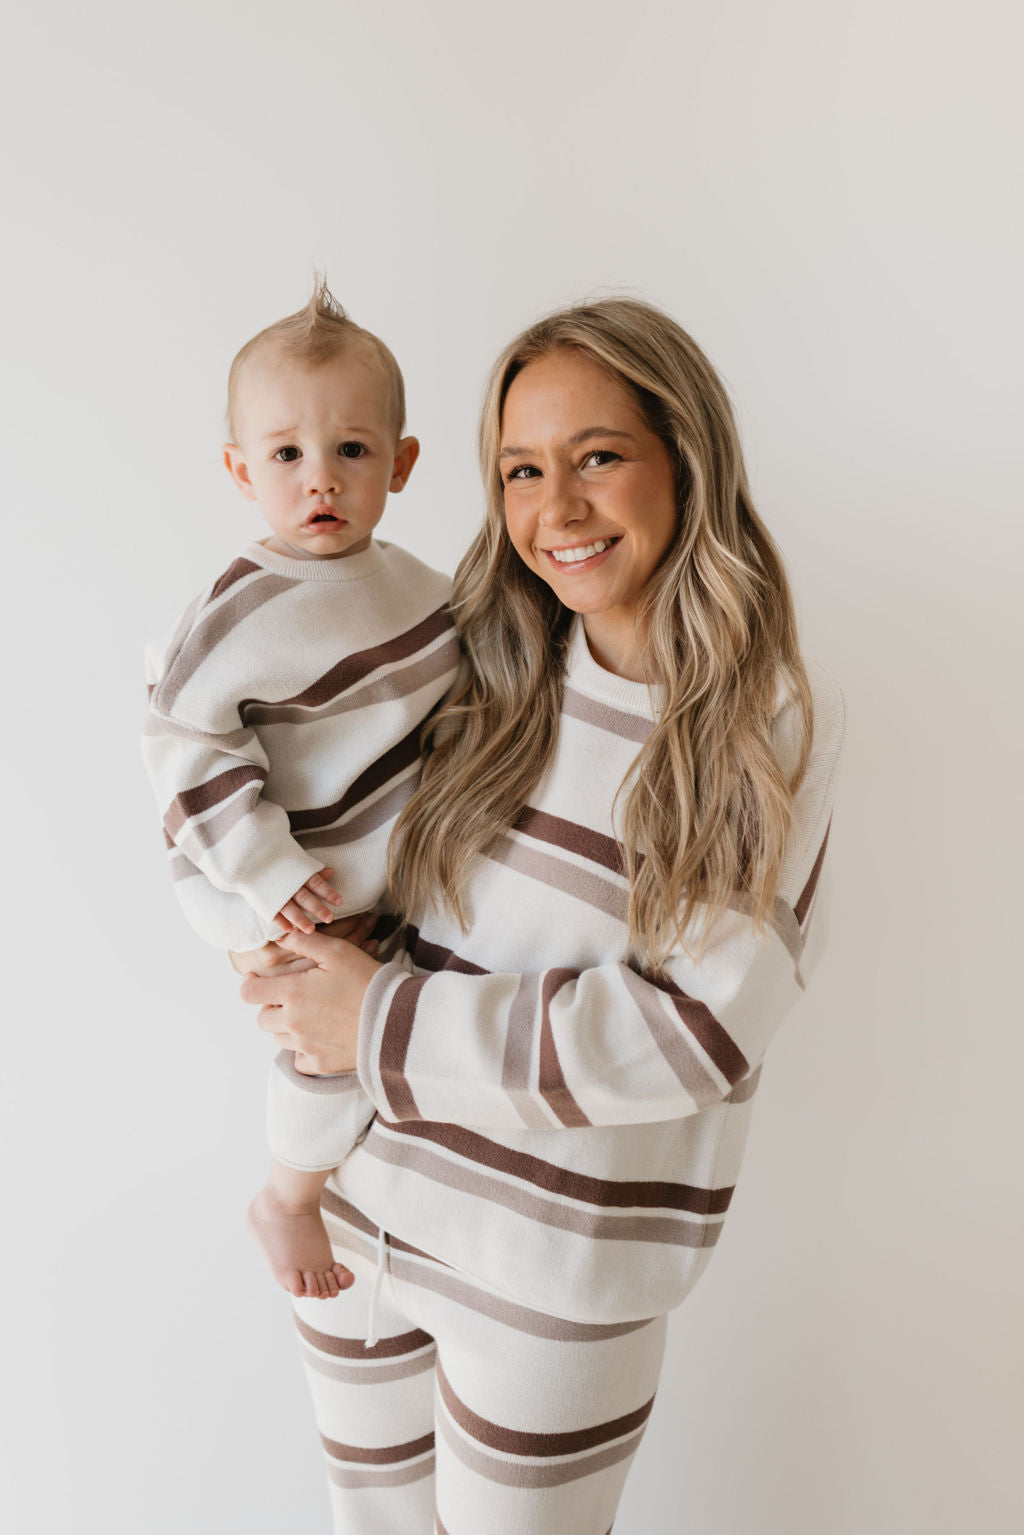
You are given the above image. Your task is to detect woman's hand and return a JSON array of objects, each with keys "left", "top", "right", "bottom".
[
  {"left": 238, "top": 923, "right": 383, "bottom": 1076},
  {"left": 228, "top": 912, "right": 377, "bottom": 979}
]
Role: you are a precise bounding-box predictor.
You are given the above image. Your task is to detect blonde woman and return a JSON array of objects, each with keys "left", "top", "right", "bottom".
[{"left": 239, "top": 298, "right": 845, "bottom": 1534}]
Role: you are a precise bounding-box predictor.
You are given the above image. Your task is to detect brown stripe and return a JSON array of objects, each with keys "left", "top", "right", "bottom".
[
  {"left": 319, "top": 1187, "right": 453, "bottom": 1266},
  {"left": 376, "top": 1118, "right": 733, "bottom": 1215},
  {"left": 172, "top": 778, "right": 264, "bottom": 860},
  {"left": 362, "top": 1131, "right": 722, "bottom": 1249},
  {"left": 437, "top": 1357, "right": 655, "bottom": 1458},
  {"left": 492, "top": 836, "right": 627, "bottom": 922},
  {"left": 296, "top": 775, "right": 416, "bottom": 852},
  {"left": 378, "top": 976, "right": 426, "bottom": 1120},
  {"left": 294, "top": 1312, "right": 433, "bottom": 1361},
  {"left": 513, "top": 807, "right": 626, "bottom": 876},
  {"left": 153, "top": 571, "right": 294, "bottom": 715},
  {"left": 538, "top": 969, "right": 591, "bottom": 1127},
  {"left": 501, "top": 975, "right": 554, "bottom": 1129},
  {"left": 618, "top": 966, "right": 729, "bottom": 1107},
  {"left": 327, "top": 1457, "right": 434, "bottom": 1490},
  {"left": 321, "top": 1428, "right": 435, "bottom": 1465},
  {"left": 209, "top": 555, "right": 261, "bottom": 602},
  {"left": 562, "top": 685, "right": 654, "bottom": 743},
  {"left": 164, "top": 763, "right": 267, "bottom": 832},
  {"left": 407, "top": 924, "right": 490, "bottom": 976},
  {"left": 725, "top": 1063, "right": 762, "bottom": 1104},
  {"left": 242, "top": 636, "right": 460, "bottom": 727},
  {"left": 241, "top": 604, "right": 453, "bottom": 714},
  {"left": 436, "top": 1408, "right": 647, "bottom": 1488},
  {"left": 646, "top": 971, "right": 749, "bottom": 1087},
  {"left": 300, "top": 1339, "right": 435, "bottom": 1387},
  {"left": 287, "top": 725, "right": 421, "bottom": 833},
  {"left": 794, "top": 817, "right": 831, "bottom": 925}
]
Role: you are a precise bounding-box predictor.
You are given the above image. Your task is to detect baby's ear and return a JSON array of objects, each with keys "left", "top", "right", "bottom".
[
  {"left": 390, "top": 435, "right": 420, "bottom": 493},
  {"left": 223, "top": 442, "right": 257, "bottom": 500}
]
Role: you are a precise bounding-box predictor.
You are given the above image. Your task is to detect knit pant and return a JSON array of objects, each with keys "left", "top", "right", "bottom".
[{"left": 292, "top": 1194, "right": 668, "bottom": 1534}]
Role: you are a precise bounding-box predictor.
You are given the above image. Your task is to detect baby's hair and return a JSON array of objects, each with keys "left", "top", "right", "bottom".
[{"left": 226, "top": 273, "right": 406, "bottom": 441}]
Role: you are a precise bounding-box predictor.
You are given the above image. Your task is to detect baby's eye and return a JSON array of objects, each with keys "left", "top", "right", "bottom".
[
  {"left": 339, "top": 441, "right": 366, "bottom": 459},
  {"left": 583, "top": 450, "right": 621, "bottom": 468},
  {"left": 274, "top": 445, "right": 301, "bottom": 463}
]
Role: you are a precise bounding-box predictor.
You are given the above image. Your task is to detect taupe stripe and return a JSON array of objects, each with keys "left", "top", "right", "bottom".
[
  {"left": 493, "top": 835, "right": 627, "bottom": 921},
  {"left": 725, "top": 1063, "right": 763, "bottom": 1104},
  {"left": 321, "top": 1208, "right": 655, "bottom": 1340},
  {"left": 645, "top": 971, "right": 749, "bottom": 1087},
  {"left": 363, "top": 1130, "right": 721, "bottom": 1248},
  {"left": 321, "top": 1428, "right": 435, "bottom": 1465},
  {"left": 242, "top": 636, "right": 460, "bottom": 727},
  {"left": 171, "top": 778, "right": 263, "bottom": 861},
  {"left": 295, "top": 1312, "right": 434, "bottom": 1362},
  {"left": 514, "top": 807, "right": 626, "bottom": 876},
  {"left": 153, "top": 571, "right": 293, "bottom": 715},
  {"left": 437, "top": 1357, "right": 655, "bottom": 1458},
  {"left": 295, "top": 774, "right": 415, "bottom": 853},
  {"left": 274, "top": 1049, "right": 365, "bottom": 1097},
  {"left": 320, "top": 1188, "right": 452, "bottom": 1266},
  {"left": 163, "top": 763, "right": 267, "bottom": 839},
  {"left": 377, "top": 976, "right": 426, "bottom": 1120},
  {"left": 241, "top": 604, "right": 453, "bottom": 715},
  {"left": 168, "top": 849, "right": 200, "bottom": 882},
  {"left": 794, "top": 818, "right": 831, "bottom": 925},
  {"left": 300, "top": 1339, "right": 435, "bottom": 1386},
  {"left": 437, "top": 1408, "right": 647, "bottom": 1489},
  {"left": 501, "top": 975, "right": 555, "bottom": 1129},
  {"left": 619, "top": 966, "right": 727, "bottom": 1107},
  {"left": 327, "top": 1457, "right": 434, "bottom": 1491},
  {"left": 142, "top": 713, "right": 256, "bottom": 752},
  {"left": 562, "top": 685, "right": 654, "bottom": 743},
  {"left": 288, "top": 725, "right": 421, "bottom": 833},
  {"left": 539, "top": 969, "right": 591, "bottom": 1127},
  {"left": 376, "top": 1118, "right": 734, "bottom": 1215},
  {"left": 210, "top": 555, "right": 261, "bottom": 602}
]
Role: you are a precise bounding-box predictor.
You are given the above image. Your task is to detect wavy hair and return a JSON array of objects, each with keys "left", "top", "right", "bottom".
[{"left": 389, "top": 298, "right": 813, "bottom": 970}]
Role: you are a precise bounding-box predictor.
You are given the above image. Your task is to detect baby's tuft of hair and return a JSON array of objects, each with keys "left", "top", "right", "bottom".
[{"left": 226, "top": 273, "right": 406, "bottom": 442}]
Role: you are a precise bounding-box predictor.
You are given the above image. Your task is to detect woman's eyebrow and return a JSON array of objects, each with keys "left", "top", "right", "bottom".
[{"left": 499, "top": 427, "right": 636, "bottom": 461}]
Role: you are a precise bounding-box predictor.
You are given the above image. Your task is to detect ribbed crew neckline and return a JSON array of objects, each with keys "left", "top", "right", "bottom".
[
  {"left": 565, "top": 618, "right": 661, "bottom": 719},
  {"left": 242, "top": 538, "right": 389, "bottom": 584}
]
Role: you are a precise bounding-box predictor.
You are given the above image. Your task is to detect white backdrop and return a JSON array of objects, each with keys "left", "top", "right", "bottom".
[{"left": 2, "top": 2, "right": 1021, "bottom": 1531}]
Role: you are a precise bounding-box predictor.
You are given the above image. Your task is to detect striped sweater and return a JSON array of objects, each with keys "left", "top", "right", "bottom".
[
  {"left": 270, "top": 621, "right": 845, "bottom": 1322},
  {"left": 142, "top": 539, "right": 458, "bottom": 953}
]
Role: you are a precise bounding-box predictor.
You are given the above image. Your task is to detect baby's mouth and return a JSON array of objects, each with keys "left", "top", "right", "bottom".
[{"left": 307, "top": 509, "right": 341, "bottom": 526}]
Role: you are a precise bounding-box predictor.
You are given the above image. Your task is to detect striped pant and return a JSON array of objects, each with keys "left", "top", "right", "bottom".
[{"left": 292, "top": 1195, "right": 668, "bottom": 1534}]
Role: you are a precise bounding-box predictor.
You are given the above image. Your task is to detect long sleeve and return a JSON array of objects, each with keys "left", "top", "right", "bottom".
[
  {"left": 356, "top": 674, "right": 844, "bottom": 1132},
  {"left": 266, "top": 1054, "right": 377, "bottom": 1170}
]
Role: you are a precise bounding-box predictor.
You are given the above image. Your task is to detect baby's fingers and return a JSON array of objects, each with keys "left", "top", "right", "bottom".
[
  {"left": 276, "top": 898, "right": 317, "bottom": 934},
  {"left": 307, "top": 868, "right": 344, "bottom": 905}
]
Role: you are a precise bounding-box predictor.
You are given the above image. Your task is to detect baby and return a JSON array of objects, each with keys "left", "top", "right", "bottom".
[{"left": 142, "top": 280, "right": 458, "bottom": 1299}]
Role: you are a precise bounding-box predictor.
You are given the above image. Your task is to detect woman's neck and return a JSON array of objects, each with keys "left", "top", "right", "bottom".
[{"left": 581, "top": 611, "right": 645, "bottom": 681}]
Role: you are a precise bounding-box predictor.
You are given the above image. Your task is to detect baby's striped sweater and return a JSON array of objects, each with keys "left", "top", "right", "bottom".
[
  {"left": 142, "top": 539, "right": 458, "bottom": 953},
  {"left": 271, "top": 621, "right": 845, "bottom": 1322}
]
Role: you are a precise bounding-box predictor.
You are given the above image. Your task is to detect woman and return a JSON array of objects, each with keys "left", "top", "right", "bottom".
[{"left": 240, "top": 298, "right": 845, "bottom": 1534}]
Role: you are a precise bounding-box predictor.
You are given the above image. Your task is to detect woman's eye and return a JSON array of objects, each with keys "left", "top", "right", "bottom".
[
  {"left": 274, "top": 445, "right": 300, "bottom": 463},
  {"left": 340, "top": 441, "right": 366, "bottom": 459},
  {"left": 505, "top": 464, "right": 539, "bottom": 483},
  {"left": 583, "top": 450, "right": 620, "bottom": 468}
]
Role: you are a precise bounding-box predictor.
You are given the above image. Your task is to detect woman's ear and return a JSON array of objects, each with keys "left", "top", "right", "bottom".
[
  {"left": 223, "top": 442, "right": 257, "bottom": 501},
  {"left": 389, "top": 435, "right": 421, "bottom": 493}
]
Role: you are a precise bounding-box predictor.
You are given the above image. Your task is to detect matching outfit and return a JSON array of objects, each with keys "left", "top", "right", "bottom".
[
  {"left": 142, "top": 537, "right": 458, "bottom": 1163},
  {"left": 273, "top": 620, "right": 845, "bottom": 1531}
]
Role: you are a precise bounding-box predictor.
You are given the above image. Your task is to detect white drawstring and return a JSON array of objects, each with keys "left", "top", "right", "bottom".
[{"left": 364, "top": 1224, "right": 389, "bottom": 1349}]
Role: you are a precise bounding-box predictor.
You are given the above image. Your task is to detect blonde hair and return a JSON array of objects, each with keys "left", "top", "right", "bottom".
[
  {"left": 389, "top": 297, "right": 813, "bottom": 971},
  {"left": 226, "top": 274, "right": 406, "bottom": 441}
]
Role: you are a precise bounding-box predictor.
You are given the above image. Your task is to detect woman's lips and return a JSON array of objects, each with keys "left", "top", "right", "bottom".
[{"left": 542, "top": 536, "right": 620, "bottom": 572}]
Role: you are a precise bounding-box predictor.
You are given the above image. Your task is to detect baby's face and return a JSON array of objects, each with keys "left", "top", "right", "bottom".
[{"left": 225, "top": 347, "right": 410, "bottom": 560}]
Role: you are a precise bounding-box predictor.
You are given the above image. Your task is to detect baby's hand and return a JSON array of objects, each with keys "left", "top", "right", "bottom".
[{"left": 274, "top": 868, "right": 344, "bottom": 934}]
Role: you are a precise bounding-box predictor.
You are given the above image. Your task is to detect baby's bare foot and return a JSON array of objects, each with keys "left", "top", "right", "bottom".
[{"left": 247, "top": 1187, "right": 355, "bottom": 1299}]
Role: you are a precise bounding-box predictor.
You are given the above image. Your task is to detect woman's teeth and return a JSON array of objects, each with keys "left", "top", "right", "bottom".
[{"left": 549, "top": 538, "right": 616, "bottom": 564}]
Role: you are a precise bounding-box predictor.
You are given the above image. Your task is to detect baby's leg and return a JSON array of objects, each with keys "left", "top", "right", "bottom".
[{"left": 247, "top": 1160, "right": 355, "bottom": 1300}]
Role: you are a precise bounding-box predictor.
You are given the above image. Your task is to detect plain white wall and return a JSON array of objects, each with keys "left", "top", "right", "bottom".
[{"left": 2, "top": 1, "right": 1021, "bottom": 1530}]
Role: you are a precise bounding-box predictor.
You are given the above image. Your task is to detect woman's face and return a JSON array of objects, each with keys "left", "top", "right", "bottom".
[{"left": 499, "top": 348, "right": 679, "bottom": 670}]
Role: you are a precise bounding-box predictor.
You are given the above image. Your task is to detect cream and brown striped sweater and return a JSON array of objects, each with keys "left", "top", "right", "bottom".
[
  {"left": 142, "top": 539, "right": 459, "bottom": 954},
  {"left": 270, "top": 620, "right": 845, "bottom": 1321}
]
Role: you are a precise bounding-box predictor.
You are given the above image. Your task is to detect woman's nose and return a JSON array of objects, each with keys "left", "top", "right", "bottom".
[{"left": 537, "top": 470, "right": 586, "bottom": 528}]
